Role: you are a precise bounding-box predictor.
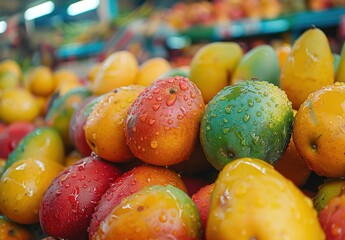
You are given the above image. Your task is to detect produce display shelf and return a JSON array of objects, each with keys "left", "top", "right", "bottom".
[
  {"left": 55, "top": 41, "right": 105, "bottom": 60},
  {"left": 55, "top": 7, "right": 345, "bottom": 59},
  {"left": 180, "top": 7, "right": 345, "bottom": 42}
]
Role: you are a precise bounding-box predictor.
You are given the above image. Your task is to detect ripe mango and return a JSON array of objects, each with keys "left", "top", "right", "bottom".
[
  {"left": 280, "top": 27, "right": 334, "bottom": 109},
  {"left": 207, "top": 158, "right": 325, "bottom": 240},
  {"left": 231, "top": 44, "right": 280, "bottom": 86},
  {"left": 189, "top": 42, "right": 243, "bottom": 103},
  {"left": 45, "top": 87, "right": 92, "bottom": 150},
  {"left": 4, "top": 127, "right": 65, "bottom": 174}
]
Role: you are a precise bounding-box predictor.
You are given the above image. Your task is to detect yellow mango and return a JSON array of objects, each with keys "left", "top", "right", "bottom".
[
  {"left": 207, "top": 158, "right": 325, "bottom": 240},
  {"left": 189, "top": 42, "right": 243, "bottom": 103},
  {"left": 90, "top": 51, "right": 138, "bottom": 95},
  {"left": 280, "top": 27, "right": 334, "bottom": 110}
]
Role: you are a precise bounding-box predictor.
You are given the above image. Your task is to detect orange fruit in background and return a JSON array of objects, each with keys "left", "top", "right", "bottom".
[
  {"left": 26, "top": 66, "right": 54, "bottom": 97},
  {"left": 87, "top": 63, "right": 101, "bottom": 84},
  {"left": 274, "top": 110, "right": 311, "bottom": 187},
  {"left": 0, "top": 88, "right": 40, "bottom": 123},
  {"left": 293, "top": 82, "right": 345, "bottom": 178},
  {"left": 0, "top": 216, "right": 35, "bottom": 240},
  {"left": 135, "top": 57, "right": 171, "bottom": 86},
  {"left": 52, "top": 69, "right": 81, "bottom": 95},
  {"left": 84, "top": 85, "right": 145, "bottom": 162},
  {"left": 275, "top": 43, "right": 291, "bottom": 70},
  {"left": 90, "top": 51, "right": 139, "bottom": 95},
  {"left": 63, "top": 150, "right": 82, "bottom": 167}
]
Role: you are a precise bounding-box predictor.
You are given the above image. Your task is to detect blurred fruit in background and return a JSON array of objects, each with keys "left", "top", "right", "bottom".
[
  {"left": 190, "top": 41, "right": 243, "bottom": 103},
  {"left": 135, "top": 57, "right": 171, "bottom": 86},
  {"left": 52, "top": 69, "right": 81, "bottom": 95},
  {"left": 90, "top": 51, "right": 139, "bottom": 95},
  {"left": 231, "top": 44, "right": 280, "bottom": 87},
  {"left": 0, "top": 60, "right": 21, "bottom": 82},
  {"left": 0, "top": 88, "right": 40, "bottom": 124},
  {"left": 0, "top": 121, "right": 35, "bottom": 159},
  {"left": 25, "top": 66, "right": 54, "bottom": 97}
]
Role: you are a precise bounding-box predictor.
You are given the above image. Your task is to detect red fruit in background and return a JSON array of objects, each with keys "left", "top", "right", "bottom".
[
  {"left": 69, "top": 95, "right": 102, "bottom": 157},
  {"left": 192, "top": 183, "right": 214, "bottom": 232},
  {"left": 125, "top": 76, "right": 205, "bottom": 166},
  {"left": 319, "top": 194, "right": 345, "bottom": 240},
  {"left": 0, "top": 121, "right": 35, "bottom": 159},
  {"left": 39, "top": 155, "right": 122, "bottom": 240},
  {"left": 0, "top": 122, "right": 5, "bottom": 133},
  {"left": 88, "top": 164, "right": 188, "bottom": 238}
]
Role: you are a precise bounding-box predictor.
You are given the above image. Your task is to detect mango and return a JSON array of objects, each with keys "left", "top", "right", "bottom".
[
  {"left": 136, "top": 57, "right": 171, "bottom": 86},
  {"left": 207, "top": 158, "right": 325, "bottom": 240},
  {"left": 45, "top": 87, "right": 92, "bottom": 150},
  {"left": 231, "top": 44, "right": 280, "bottom": 86},
  {"left": 280, "top": 27, "right": 334, "bottom": 110},
  {"left": 90, "top": 51, "right": 138, "bottom": 95},
  {"left": 190, "top": 42, "right": 243, "bottom": 103},
  {"left": 200, "top": 80, "right": 293, "bottom": 170},
  {"left": 313, "top": 179, "right": 345, "bottom": 212},
  {"left": 3, "top": 127, "right": 65, "bottom": 174},
  {"left": 93, "top": 185, "right": 202, "bottom": 240}
]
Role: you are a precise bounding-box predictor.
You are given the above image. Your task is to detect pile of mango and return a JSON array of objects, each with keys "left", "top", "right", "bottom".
[{"left": 0, "top": 26, "right": 344, "bottom": 240}]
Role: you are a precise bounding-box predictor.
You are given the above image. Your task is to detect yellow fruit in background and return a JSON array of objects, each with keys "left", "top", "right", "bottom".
[
  {"left": 189, "top": 42, "right": 243, "bottom": 103},
  {"left": 275, "top": 43, "right": 291, "bottom": 70},
  {"left": 63, "top": 150, "right": 82, "bottom": 167},
  {"left": 91, "top": 51, "right": 139, "bottom": 95},
  {"left": 0, "top": 59, "right": 21, "bottom": 81},
  {"left": 0, "top": 158, "right": 64, "bottom": 224},
  {"left": 0, "top": 88, "right": 40, "bottom": 123},
  {"left": 35, "top": 95, "right": 48, "bottom": 116},
  {"left": 26, "top": 66, "right": 54, "bottom": 97},
  {"left": 87, "top": 63, "right": 101, "bottom": 84},
  {"left": 136, "top": 57, "right": 171, "bottom": 86},
  {"left": 207, "top": 158, "right": 325, "bottom": 240},
  {"left": 280, "top": 27, "right": 334, "bottom": 110},
  {"left": 53, "top": 69, "right": 80, "bottom": 90},
  {"left": 57, "top": 81, "right": 82, "bottom": 95},
  {"left": 0, "top": 72, "right": 18, "bottom": 90}
]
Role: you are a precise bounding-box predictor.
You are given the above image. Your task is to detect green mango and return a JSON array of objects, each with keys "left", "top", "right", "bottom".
[
  {"left": 200, "top": 80, "right": 293, "bottom": 170},
  {"left": 336, "top": 40, "right": 345, "bottom": 82},
  {"left": 313, "top": 179, "right": 345, "bottom": 212},
  {"left": 45, "top": 87, "right": 92, "bottom": 150},
  {"left": 158, "top": 67, "right": 190, "bottom": 79},
  {"left": 4, "top": 127, "right": 64, "bottom": 174},
  {"left": 207, "top": 158, "right": 325, "bottom": 240},
  {"left": 333, "top": 53, "right": 340, "bottom": 73},
  {"left": 231, "top": 44, "right": 280, "bottom": 87}
]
